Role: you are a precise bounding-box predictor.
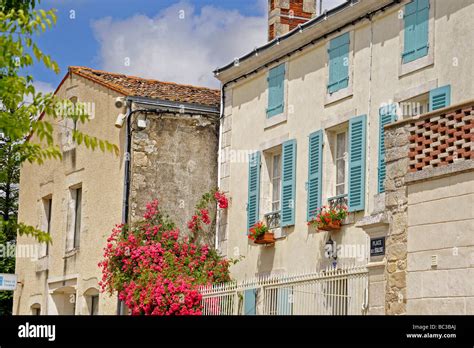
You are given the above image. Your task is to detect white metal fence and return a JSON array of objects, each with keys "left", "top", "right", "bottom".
[{"left": 199, "top": 264, "right": 368, "bottom": 315}]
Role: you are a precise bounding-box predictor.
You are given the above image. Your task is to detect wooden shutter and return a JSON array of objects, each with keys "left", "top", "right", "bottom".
[
  {"left": 328, "top": 32, "right": 350, "bottom": 94},
  {"left": 348, "top": 115, "right": 367, "bottom": 212},
  {"left": 281, "top": 139, "right": 297, "bottom": 227},
  {"left": 429, "top": 85, "right": 451, "bottom": 111},
  {"left": 378, "top": 105, "right": 398, "bottom": 193},
  {"left": 244, "top": 289, "right": 257, "bottom": 315},
  {"left": 307, "top": 130, "right": 323, "bottom": 221},
  {"left": 267, "top": 64, "right": 285, "bottom": 117},
  {"left": 403, "top": 0, "right": 430, "bottom": 63},
  {"left": 247, "top": 152, "right": 261, "bottom": 233},
  {"left": 276, "top": 287, "right": 293, "bottom": 315},
  {"left": 415, "top": 0, "right": 430, "bottom": 59}
]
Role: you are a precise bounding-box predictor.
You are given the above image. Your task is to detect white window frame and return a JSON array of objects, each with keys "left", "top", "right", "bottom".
[
  {"left": 271, "top": 153, "right": 282, "bottom": 213},
  {"left": 66, "top": 185, "right": 82, "bottom": 251},
  {"left": 39, "top": 196, "right": 52, "bottom": 258},
  {"left": 335, "top": 131, "right": 348, "bottom": 197}
]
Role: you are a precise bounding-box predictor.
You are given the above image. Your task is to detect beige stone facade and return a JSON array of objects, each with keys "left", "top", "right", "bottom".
[
  {"left": 13, "top": 68, "right": 219, "bottom": 315},
  {"left": 14, "top": 73, "right": 126, "bottom": 315},
  {"left": 215, "top": 0, "right": 474, "bottom": 306}
]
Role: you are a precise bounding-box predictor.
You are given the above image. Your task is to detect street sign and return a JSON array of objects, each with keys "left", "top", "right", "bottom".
[
  {"left": 0, "top": 273, "right": 17, "bottom": 291},
  {"left": 370, "top": 237, "right": 385, "bottom": 257}
]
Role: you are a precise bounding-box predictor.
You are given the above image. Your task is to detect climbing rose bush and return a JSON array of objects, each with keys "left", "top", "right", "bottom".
[{"left": 99, "top": 190, "right": 233, "bottom": 315}]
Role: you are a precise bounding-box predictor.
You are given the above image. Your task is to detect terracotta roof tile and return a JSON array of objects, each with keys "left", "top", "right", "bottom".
[{"left": 69, "top": 66, "right": 220, "bottom": 107}]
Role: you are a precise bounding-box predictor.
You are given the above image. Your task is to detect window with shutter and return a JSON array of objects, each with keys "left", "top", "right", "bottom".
[
  {"left": 429, "top": 85, "right": 451, "bottom": 111},
  {"left": 402, "top": 0, "right": 430, "bottom": 64},
  {"left": 328, "top": 32, "right": 350, "bottom": 94},
  {"left": 307, "top": 130, "right": 323, "bottom": 221},
  {"left": 348, "top": 115, "right": 367, "bottom": 212},
  {"left": 378, "top": 105, "right": 398, "bottom": 193},
  {"left": 247, "top": 152, "right": 261, "bottom": 233},
  {"left": 267, "top": 64, "right": 285, "bottom": 118},
  {"left": 281, "top": 139, "right": 297, "bottom": 227}
]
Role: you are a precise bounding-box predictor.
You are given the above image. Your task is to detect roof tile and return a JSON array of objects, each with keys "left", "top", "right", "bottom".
[{"left": 69, "top": 66, "right": 220, "bottom": 107}]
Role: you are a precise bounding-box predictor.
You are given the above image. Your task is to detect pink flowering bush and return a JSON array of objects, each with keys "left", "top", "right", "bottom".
[{"left": 99, "top": 190, "right": 233, "bottom": 315}]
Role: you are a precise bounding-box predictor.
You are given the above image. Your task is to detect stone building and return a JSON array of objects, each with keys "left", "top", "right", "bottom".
[
  {"left": 13, "top": 66, "right": 219, "bottom": 315},
  {"left": 213, "top": 0, "right": 474, "bottom": 314}
]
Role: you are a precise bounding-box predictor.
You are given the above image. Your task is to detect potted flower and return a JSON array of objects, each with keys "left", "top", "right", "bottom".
[
  {"left": 248, "top": 221, "right": 275, "bottom": 244},
  {"left": 307, "top": 205, "right": 348, "bottom": 232}
]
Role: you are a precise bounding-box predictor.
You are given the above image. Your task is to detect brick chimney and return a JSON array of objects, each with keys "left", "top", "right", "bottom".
[{"left": 268, "top": 0, "right": 317, "bottom": 41}]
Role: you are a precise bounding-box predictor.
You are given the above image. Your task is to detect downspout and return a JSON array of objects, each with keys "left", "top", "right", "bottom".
[
  {"left": 117, "top": 100, "right": 132, "bottom": 315},
  {"left": 215, "top": 81, "right": 230, "bottom": 250}
]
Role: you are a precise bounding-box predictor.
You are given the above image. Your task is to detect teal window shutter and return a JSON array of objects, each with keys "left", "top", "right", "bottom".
[
  {"left": 247, "top": 152, "right": 261, "bottom": 233},
  {"left": 307, "top": 130, "right": 323, "bottom": 221},
  {"left": 244, "top": 289, "right": 257, "bottom": 315},
  {"left": 378, "top": 105, "right": 398, "bottom": 194},
  {"left": 281, "top": 139, "right": 297, "bottom": 227},
  {"left": 267, "top": 64, "right": 285, "bottom": 118},
  {"left": 429, "top": 85, "right": 451, "bottom": 111},
  {"left": 402, "top": 0, "right": 430, "bottom": 63},
  {"left": 276, "top": 287, "right": 293, "bottom": 315},
  {"left": 328, "top": 32, "right": 350, "bottom": 94},
  {"left": 348, "top": 115, "right": 367, "bottom": 212}
]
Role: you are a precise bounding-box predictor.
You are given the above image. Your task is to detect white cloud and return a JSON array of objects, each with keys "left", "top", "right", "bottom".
[
  {"left": 92, "top": 1, "right": 267, "bottom": 88},
  {"left": 34, "top": 81, "right": 55, "bottom": 95}
]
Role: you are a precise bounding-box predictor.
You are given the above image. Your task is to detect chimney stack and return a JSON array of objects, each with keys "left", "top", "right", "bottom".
[{"left": 268, "top": 0, "right": 317, "bottom": 41}]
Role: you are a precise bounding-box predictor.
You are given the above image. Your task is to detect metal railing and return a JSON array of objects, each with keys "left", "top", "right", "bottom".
[
  {"left": 264, "top": 210, "right": 281, "bottom": 229},
  {"left": 199, "top": 264, "right": 368, "bottom": 315},
  {"left": 327, "top": 194, "right": 348, "bottom": 209}
]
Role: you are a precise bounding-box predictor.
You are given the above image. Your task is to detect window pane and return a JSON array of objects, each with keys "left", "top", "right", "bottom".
[
  {"left": 74, "top": 188, "right": 82, "bottom": 248},
  {"left": 272, "top": 154, "right": 281, "bottom": 179},
  {"left": 271, "top": 154, "right": 281, "bottom": 212},
  {"left": 336, "top": 132, "right": 346, "bottom": 158},
  {"left": 336, "top": 132, "right": 347, "bottom": 196}
]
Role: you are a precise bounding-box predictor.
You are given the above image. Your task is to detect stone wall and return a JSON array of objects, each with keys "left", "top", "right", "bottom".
[
  {"left": 130, "top": 112, "right": 218, "bottom": 246},
  {"left": 384, "top": 122, "right": 410, "bottom": 315}
]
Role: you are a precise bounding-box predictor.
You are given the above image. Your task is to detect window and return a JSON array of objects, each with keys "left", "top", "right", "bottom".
[
  {"left": 267, "top": 64, "right": 285, "bottom": 118},
  {"left": 271, "top": 154, "right": 281, "bottom": 212},
  {"left": 31, "top": 304, "right": 41, "bottom": 316},
  {"left": 67, "top": 186, "right": 82, "bottom": 251},
  {"left": 400, "top": 93, "right": 429, "bottom": 118},
  {"left": 335, "top": 132, "right": 348, "bottom": 196},
  {"left": 402, "top": 0, "right": 429, "bottom": 64},
  {"left": 73, "top": 187, "right": 82, "bottom": 249},
  {"left": 39, "top": 197, "right": 52, "bottom": 258},
  {"left": 328, "top": 32, "right": 350, "bottom": 94},
  {"left": 90, "top": 295, "right": 99, "bottom": 315}
]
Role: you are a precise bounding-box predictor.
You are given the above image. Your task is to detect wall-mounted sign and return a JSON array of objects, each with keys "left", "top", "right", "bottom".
[
  {"left": 0, "top": 273, "right": 17, "bottom": 291},
  {"left": 370, "top": 237, "right": 385, "bottom": 257}
]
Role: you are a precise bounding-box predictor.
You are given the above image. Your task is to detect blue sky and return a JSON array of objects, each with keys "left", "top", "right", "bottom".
[
  {"left": 32, "top": 0, "right": 345, "bottom": 91},
  {"left": 32, "top": 0, "right": 268, "bottom": 90}
]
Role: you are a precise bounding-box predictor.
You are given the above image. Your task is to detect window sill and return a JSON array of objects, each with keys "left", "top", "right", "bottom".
[
  {"left": 325, "top": 86, "right": 353, "bottom": 106},
  {"left": 399, "top": 53, "right": 434, "bottom": 77},
  {"left": 264, "top": 113, "right": 287, "bottom": 129},
  {"left": 64, "top": 248, "right": 79, "bottom": 258}
]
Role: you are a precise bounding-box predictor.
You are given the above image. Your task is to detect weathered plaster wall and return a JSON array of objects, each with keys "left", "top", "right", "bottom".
[
  {"left": 129, "top": 113, "right": 219, "bottom": 246},
  {"left": 14, "top": 73, "right": 125, "bottom": 315}
]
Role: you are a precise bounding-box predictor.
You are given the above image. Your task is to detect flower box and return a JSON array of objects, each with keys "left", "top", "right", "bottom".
[
  {"left": 317, "top": 220, "right": 341, "bottom": 232},
  {"left": 254, "top": 232, "right": 276, "bottom": 245}
]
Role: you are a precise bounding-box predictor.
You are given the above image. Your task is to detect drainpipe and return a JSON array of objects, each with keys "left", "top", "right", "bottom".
[
  {"left": 215, "top": 81, "right": 230, "bottom": 250},
  {"left": 116, "top": 100, "right": 132, "bottom": 315}
]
